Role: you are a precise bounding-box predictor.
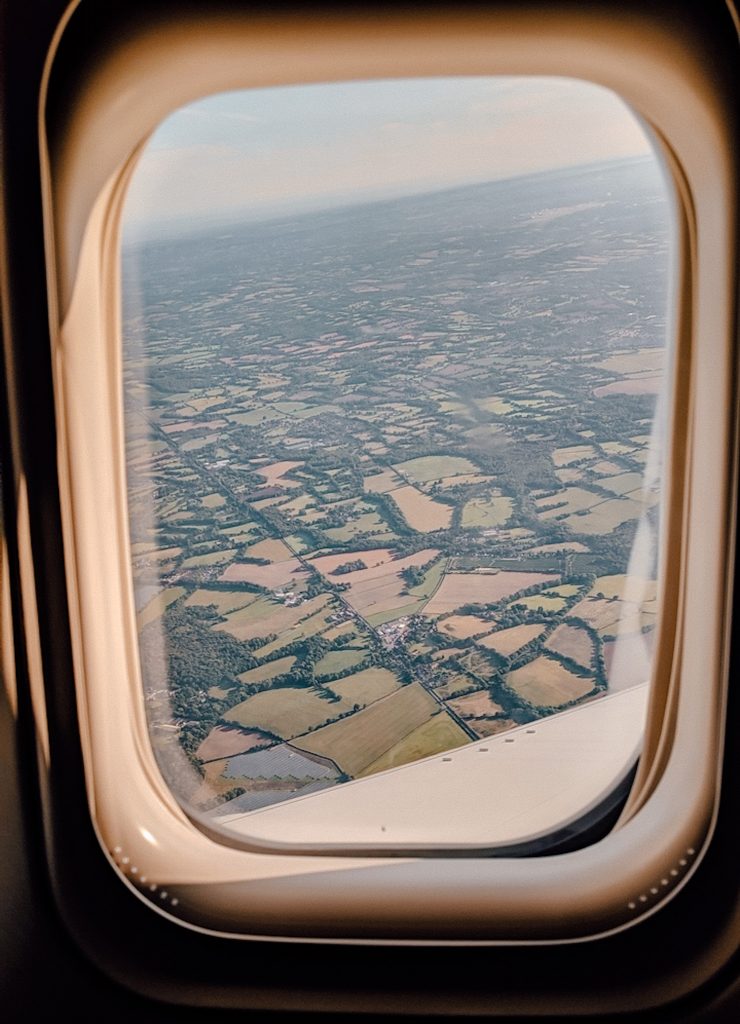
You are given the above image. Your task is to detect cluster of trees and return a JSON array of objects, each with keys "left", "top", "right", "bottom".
[
  {"left": 363, "top": 491, "right": 414, "bottom": 538},
  {"left": 331, "top": 559, "right": 367, "bottom": 576},
  {"left": 399, "top": 553, "right": 443, "bottom": 590},
  {"left": 138, "top": 600, "right": 258, "bottom": 762}
]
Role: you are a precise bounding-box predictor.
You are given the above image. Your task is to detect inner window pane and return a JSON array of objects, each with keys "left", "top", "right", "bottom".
[{"left": 122, "top": 77, "right": 674, "bottom": 849}]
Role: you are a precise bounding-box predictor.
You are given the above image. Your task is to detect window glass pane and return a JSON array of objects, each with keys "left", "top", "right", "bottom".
[{"left": 122, "top": 78, "right": 674, "bottom": 849}]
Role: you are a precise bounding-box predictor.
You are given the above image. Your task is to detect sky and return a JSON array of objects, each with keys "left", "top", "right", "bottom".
[{"left": 123, "top": 76, "right": 654, "bottom": 239}]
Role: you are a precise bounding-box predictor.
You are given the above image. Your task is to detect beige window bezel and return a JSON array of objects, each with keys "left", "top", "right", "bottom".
[{"left": 41, "top": 4, "right": 736, "bottom": 942}]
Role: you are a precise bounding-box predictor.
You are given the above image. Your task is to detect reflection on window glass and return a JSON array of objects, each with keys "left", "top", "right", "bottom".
[{"left": 122, "top": 78, "right": 673, "bottom": 847}]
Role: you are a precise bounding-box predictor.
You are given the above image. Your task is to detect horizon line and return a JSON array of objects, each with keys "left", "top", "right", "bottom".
[{"left": 123, "top": 152, "right": 660, "bottom": 250}]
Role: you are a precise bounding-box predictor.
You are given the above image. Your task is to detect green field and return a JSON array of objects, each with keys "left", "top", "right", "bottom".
[
  {"left": 461, "top": 496, "right": 513, "bottom": 528},
  {"left": 249, "top": 603, "right": 339, "bottom": 658},
  {"left": 328, "top": 667, "right": 400, "bottom": 706},
  {"left": 598, "top": 471, "right": 644, "bottom": 496},
  {"left": 323, "top": 620, "right": 359, "bottom": 642},
  {"left": 564, "top": 496, "right": 643, "bottom": 534},
  {"left": 393, "top": 454, "right": 475, "bottom": 483},
  {"left": 408, "top": 558, "right": 448, "bottom": 600},
  {"left": 237, "top": 655, "right": 297, "bottom": 685},
  {"left": 228, "top": 407, "right": 284, "bottom": 426},
  {"left": 366, "top": 601, "right": 425, "bottom": 627},
  {"left": 214, "top": 593, "right": 331, "bottom": 643},
  {"left": 292, "top": 682, "right": 438, "bottom": 776},
  {"left": 133, "top": 544, "right": 182, "bottom": 563},
  {"left": 358, "top": 712, "right": 469, "bottom": 776},
  {"left": 537, "top": 487, "right": 599, "bottom": 518},
  {"left": 510, "top": 594, "right": 567, "bottom": 612},
  {"left": 313, "top": 648, "right": 367, "bottom": 678},
  {"left": 214, "top": 596, "right": 279, "bottom": 632},
  {"left": 325, "top": 511, "right": 395, "bottom": 543},
  {"left": 180, "top": 547, "right": 236, "bottom": 568},
  {"left": 219, "top": 524, "right": 260, "bottom": 543},
  {"left": 552, "top": 445, "right": 596, "bottom": 467},
  {"left": 184, "top": 589, "right": 257, "bottom": 615},
  {"left": 223, "top": 685, "right": 351, "bottom": 739}
]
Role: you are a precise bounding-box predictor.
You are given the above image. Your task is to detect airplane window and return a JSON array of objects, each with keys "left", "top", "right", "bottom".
[{"left": 121, "top": 77, "right": 674, "bottom": 851}]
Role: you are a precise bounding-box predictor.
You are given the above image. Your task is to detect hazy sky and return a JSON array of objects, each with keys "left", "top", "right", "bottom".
[{"left": 124, "top": 76, "right": 653, "bottom": 237}]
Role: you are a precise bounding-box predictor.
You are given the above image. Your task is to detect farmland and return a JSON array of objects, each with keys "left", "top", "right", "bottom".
[
  {"left": 124, "top": 155, "right": 669, "bottom": 814},
  {"left": 478, "top": 623, "right": 546, "bottom": 656},
  {"left": 424, "top": 571, "right": 557, "bottom": 614},
  {"left": 219, "top": 557, "right": 307, "bottom": 589},
  {"left": 212, "top": 593, "right": 333, "bottom": 642},
  {"left": 461, "top": 496, "right": 513, "bottom": 528},
  {"left": 393, "top": 455, "right": 475, "bottom": 484},
  {"left": 237, "top": 655, "right": 297, "bottom": 685},
  {"left": 292, "top": 683, "right": 441, "bottom": 776},
  {"left": 438, "top": 614, "right": 495, "bottom": 640},
  {"left": 225, "top": 683, "right": 357, "bottom": 739},
  {"left": 329, "top": 667, "right": 400, "bottom": 705},
  {"left": 313, "top": 648, "right": 367, "bottom": 678},
  {"left": 196, "top": 725, "right": 272, "bottom": 761},
  {"left": 545, "top": 623, "right": 595, "bottom": 668},
  {"left": 447, "top": 690, "right": 504, "bottom": 720},
  {"left": 390, "top": 485, "right": 453, "bottom": 532},
  {"left": 507, "top": 657, "right": 596, "bottom": 706},
  {"left": 358, "top": 714, "right": 470, "bottom": 777},
  {"left": 184, "top": 588, "right": 258, "bottom": 615}
]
